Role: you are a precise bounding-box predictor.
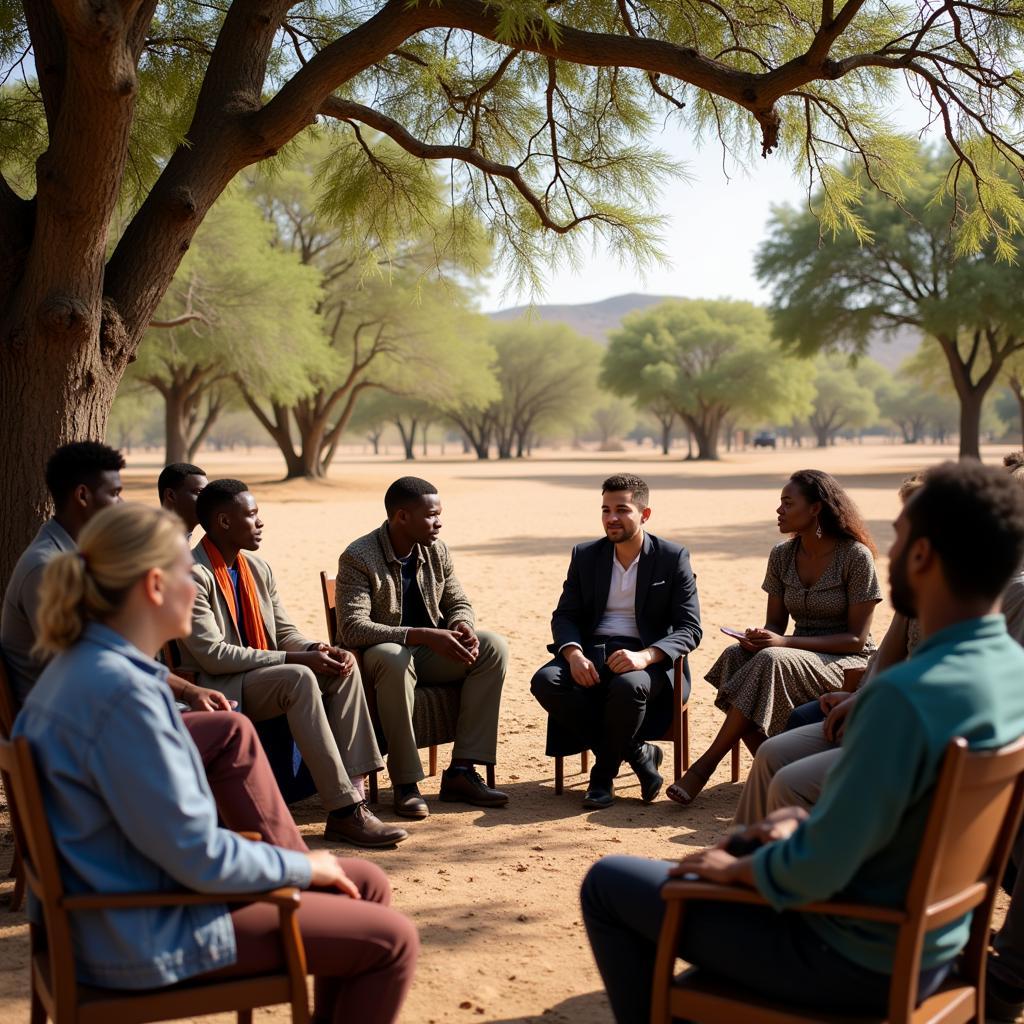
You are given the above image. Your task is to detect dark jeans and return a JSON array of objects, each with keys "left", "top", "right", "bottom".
[
  {"left": 991, "top": 824, "right": 1024, "bottom": 989},
  {"left": 785, "top": 699, "right": 828, "bottom": 731},
  {"left": 530, "top": 636, "right": 667, "bottom": 779},
  {"left": 580, "top": 855, "right": 951, "bottom": 1024}
]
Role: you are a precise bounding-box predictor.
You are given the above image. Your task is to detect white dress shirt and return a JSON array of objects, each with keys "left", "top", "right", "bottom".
[{"left": 595, "top": 549, "right": 643, "bottom": 639}]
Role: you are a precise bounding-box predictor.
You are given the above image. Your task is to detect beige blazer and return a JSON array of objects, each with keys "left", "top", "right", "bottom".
[{"left": 178, "top": 545, "right": 315, "bottom": 706}]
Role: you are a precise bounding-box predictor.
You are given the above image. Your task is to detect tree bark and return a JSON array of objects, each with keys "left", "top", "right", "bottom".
[
  {"left": 683, "top": 412, "right": 722, "bottom": 460},
  {"left": 395, "top": 417, "right": 417, "bottom": 460},
  {"left": 0, "top": 341, "right": 118, "bottom": 589}
]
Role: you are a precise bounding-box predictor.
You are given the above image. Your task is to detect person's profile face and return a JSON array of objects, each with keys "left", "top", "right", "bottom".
[
  {"left": 163, "top": 538, "right": 199, "bottom": 638},
  {"left": 165, "top": 474, "right": 208, "bottom": 532},
  {"left": 82, "top": 470, "right": 124, "bottom": 521},
  {"left": 601, "top": 490, "right": 648, "bottom": 544},
  {"left": 776, "top": 481, "right": 816, "bottom": 535},
  {"left": 220, "top": 492, "right": 263, "bottom": 551},
  {"left": 400, "top": 493, "right": 442, "bottom": 546},
  {"left": 887, "top": 509, "right": 917, "bottom": 618}
]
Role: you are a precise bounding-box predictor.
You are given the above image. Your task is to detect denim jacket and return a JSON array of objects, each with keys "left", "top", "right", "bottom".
[{"left": 12, "top": 624, "right": 311, "bottom": 989}]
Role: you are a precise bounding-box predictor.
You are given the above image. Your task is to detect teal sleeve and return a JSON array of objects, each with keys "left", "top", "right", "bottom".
[{"left": 752, "top": 683, "right": 926, "bottom": 908}]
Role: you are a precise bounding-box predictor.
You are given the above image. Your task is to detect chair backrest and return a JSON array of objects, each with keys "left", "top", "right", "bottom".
[
  {"left": 888, "top": 734, "right": 1024, "bottom": 1018},
  {"left": 0, "top": 736, "right": 78, "bottom": 1012},
  {"left": 0, "top": 649, "right": 17, "bottom": 739},
  {"left": 319, "top": 572, "right": 337, "bottom": 642},
  {"left": 909, "top": 735, "right": 1024, "bottom": 924}
]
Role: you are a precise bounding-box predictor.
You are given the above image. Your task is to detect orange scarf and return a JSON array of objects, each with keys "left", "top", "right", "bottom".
[{"left": 201, "top": 537, "right": 269, "bottom": 650}]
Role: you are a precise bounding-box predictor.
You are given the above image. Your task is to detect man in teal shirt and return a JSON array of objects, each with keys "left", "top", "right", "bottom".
[{"left": 581, "top": 460, "right": 1024, "bottom": 1023}]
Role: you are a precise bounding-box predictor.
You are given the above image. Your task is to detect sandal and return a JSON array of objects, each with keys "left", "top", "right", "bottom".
[{"left": 666, "top": 766, "right": 711, "bottom": 807}]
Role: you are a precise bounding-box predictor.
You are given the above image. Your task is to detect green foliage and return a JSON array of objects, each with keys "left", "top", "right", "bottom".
[
  {"left": 602, "top": 298, "right": 814, "bottom": 457},
  {"left": 806, "top": 353, "right": 881, "bottom": 445},
  {"left": 130, "top": 187, "right": 326, "bottom": 402}
]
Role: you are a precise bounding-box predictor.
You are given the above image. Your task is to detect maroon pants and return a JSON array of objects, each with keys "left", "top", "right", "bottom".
[
  {"left": 183, "top": 711, "right": 306, "bottom": 852},
  {"left": 209, "top": 859, "right": 418, "bottom": 1024}
]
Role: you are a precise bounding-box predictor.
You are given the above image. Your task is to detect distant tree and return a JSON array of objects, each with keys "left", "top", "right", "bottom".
[
  {"left": 449, "top": 323, "right": 600, "bottom": 459},
  {"left": 603, "top": 299, "right": 813, "bottom": 460},
  {"left": 129, "top": 190, "right": 324, "bottom": 463},
  {"left": 106, "top": 386, "right": 162, "bottom": 454},
  {"left": 757, "top": 147, "right": 1024, "bottom": 460},
  {"left": 591, "top": 397, "right": 637, "bottom": 449},
  {"left": 805, "top": 355, "right": 882, "bottom": 447}
]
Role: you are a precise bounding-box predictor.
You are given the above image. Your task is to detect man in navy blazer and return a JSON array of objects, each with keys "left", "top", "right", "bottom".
[{"left": 530, "top": 474, "right": 702, "bottom": 809}]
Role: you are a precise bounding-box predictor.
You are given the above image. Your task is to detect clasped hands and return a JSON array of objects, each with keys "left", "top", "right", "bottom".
[
  {"left": 287, "top": 642, "right": 357, "bottom": 676},
  {"left": 565, "top": 645, "right": 655, "bottom": 687},
  {"left": 738, "top": 628, "right": 787, "bottom": 652},
  {"left": 669, "top": 806, "right": 809, "bottom": 885}
]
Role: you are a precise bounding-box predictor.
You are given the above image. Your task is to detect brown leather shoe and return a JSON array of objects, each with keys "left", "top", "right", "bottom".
[
  {"left": 324, "top": 803, "right": 409, "bottom": 847},
  {"left": 394, "top": 783, "right": 430, "bottom": 819},
  {"left": 439, "top": 766, "right": 508, "bottom": 807}
]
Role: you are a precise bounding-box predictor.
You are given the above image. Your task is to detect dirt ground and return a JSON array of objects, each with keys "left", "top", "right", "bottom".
[{"left": 0, "top": 441, "right": 1017, "bottom": 1023}]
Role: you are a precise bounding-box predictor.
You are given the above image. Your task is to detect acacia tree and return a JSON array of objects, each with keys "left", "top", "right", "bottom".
[
  {"left": 129, "top": 188, "right": 324, "bottom": 462},
  {"left": 805, "top": 353, "right": 882, "bottom": 447},
  {"left": 757, "top": 147, "right": 1024, "bottom": 460},
  {"left": 603, "top": 299, "right": 814, "bottom": 459},
  {"left": 4, "top": 1, "right": 1024, "bottom": 578}
]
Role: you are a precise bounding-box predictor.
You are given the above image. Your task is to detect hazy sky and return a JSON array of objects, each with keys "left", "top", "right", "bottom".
[
  {"left": 482, "top": 87, "right": 938, "bottom": 313},
  {"left": 482, "top": 124, "right": 810, "bottom": 311}
]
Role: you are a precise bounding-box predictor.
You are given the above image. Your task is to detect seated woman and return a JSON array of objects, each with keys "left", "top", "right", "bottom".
[
  {"left": 667, "top": 468, "right": 881, "bottom": 806},
  {"left": 13, "top": 503, "right": 417, "bottom": 1022}
]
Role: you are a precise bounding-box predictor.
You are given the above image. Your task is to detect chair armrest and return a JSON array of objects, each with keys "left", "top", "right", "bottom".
[
  {"left": 661, "top": 879, "right": 906, "bottom": 925},
  {"left": 63, "top": 886, "right": 302, "bottom": 912}
]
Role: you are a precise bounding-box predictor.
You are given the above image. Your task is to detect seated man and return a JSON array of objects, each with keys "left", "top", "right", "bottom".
[
  {"left": 336, "top": 476, "right": 508, "bottom": 819},
  {"left": 1, "top": 443, "right": 306, "bottom": 851},
  {"left": 581, "top": 460, "right": 1024, "bottom": 1024},
  {"left": 158, "top": 461, "right": 209, "bottom": 539},
  {"left": 179, "top": 479, "right": 407, "bottom": 848},
  {"left": 530, "top": 474, "right": 702, "bottom": 809}
]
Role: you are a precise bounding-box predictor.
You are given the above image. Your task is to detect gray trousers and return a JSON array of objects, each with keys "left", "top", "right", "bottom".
[
  {"left": 362, "top": 630, "right": 507, "bottom": 785},
  {"left": 240, "top": 662, "right": 383, "bottom": 812},
  {"left": 732, "top": 722, "right": 841, "bottom": 825}
]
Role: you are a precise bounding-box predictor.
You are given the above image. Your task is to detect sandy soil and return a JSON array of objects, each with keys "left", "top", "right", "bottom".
[{"left": 0, "top": 441, "right": 1017, "bottom": 1023}]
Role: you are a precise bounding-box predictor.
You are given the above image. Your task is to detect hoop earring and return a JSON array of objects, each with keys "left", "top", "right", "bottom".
[{"left": 815, "top": 517, "right": 823, "bottom": 540}]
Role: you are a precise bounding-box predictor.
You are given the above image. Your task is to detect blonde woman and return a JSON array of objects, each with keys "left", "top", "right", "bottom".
[{"left": 13, "top": 504, "right": 417, "bottom": 1022}]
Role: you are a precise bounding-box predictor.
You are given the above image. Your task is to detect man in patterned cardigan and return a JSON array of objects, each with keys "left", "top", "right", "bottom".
[{"left": 336, "top": 477, "right": 509, "bottom": 819}]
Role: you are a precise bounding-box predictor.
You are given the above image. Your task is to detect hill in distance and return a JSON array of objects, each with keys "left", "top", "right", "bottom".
[{"left": 487, "top": 292, "right": 921, "bottom": 372}]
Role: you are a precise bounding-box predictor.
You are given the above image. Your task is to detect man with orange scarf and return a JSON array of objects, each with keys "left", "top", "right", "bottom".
[{"left": 179, "top": 479, "right": 407, "bottom": 848}]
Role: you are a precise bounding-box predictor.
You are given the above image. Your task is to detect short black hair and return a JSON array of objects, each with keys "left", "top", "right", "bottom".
[
  {"left": 905, "top": 461, "right": 1024, "bottom": 601},
  {"left": 602, "top": 474, "right": 650, "bottom": 509},
  {"left": 196, "top": 478, "right": 249, "bottom": 531},
  {"left": 385, "top": 477, "right": 438, "bottom": 516},
  {"left": 157, "top": 462, "right": 206, "bottom": 501},
  {"left": 45, "top": 442, "right": 126, "bottom": 507}
]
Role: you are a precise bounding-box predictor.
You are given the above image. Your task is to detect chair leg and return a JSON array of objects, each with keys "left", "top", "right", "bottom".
[
  {"left": 731, "top": 742, "right": 740, "bottom": 783},
  {"left": 554, "top": 756, "right": 564, "bottom": 795},
  {"left": 368, "top": 769, "right": 379, "bottom": 805},
  {"left": 429, "top": 745, "right": 438, "bottom": 777},
  {"left": 30, "top": 985, "right": 45, "bottom": 1024},
  {"left": 682, "top": 705, "right": 690, "bottom": 772},
  {"left": 581, "top": 749, "right": 589, "bottom": 775},
  {"left": 237, "top": 1011, "right": 252, "bottom": 1024},
  {"left": 10, "top": 859, "right": 24, "bottom": 913},
  {"left": 486, "top": 764, "right": 495, "bottom": 788}
]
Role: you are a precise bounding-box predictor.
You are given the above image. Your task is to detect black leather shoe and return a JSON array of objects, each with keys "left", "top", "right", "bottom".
[
  {"left": 394, "top": 783, "right": 430, "bottom": 819},
  {"left": 628, "top": 743, "right": 665, "bottom": 804},
  {"left": 439, "top": 767, "right": 509, "bottom": 807},
  {"left": 582, "top": 781, "right": 615, "bottom": 810}
]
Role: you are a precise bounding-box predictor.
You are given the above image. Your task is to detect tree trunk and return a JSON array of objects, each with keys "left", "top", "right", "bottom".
[
  {"left": 163, "top": 388, "right": 190, "bottom": 464},
  {"left": 684, "top": 414, "right": 721, "bottom": 460},
  {"left": 0, "top": 341, "right": 120, "bottom": 588},
  {"left": 659, "top": 417, "right": 672, "bottom": 455},
  {"left": 957, "top": 389, "right": 984, "bottom": 460},
  {"left": 395, "top": 418, "right": 417, "bottom": 460}
]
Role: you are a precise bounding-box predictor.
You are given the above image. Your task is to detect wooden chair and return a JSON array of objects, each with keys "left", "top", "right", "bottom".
[
  {"left": 319, "top": 571, "right": 495, "bottom": 804},
  {"left": 554, "top": 654, "right": 695, "bottom": 795},
  {"left": 0, "top": 734, "right": 310, "bottom": 1024},
  {"left": 0, "top": 648, "right": 25, "bottom": 913},
  {"left": 651, "top": 734, "right": 1024, "bottom": 1024}
]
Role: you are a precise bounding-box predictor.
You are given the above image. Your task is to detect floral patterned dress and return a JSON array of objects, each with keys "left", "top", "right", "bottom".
[{"left": 705, "top": 537, "right": 882, "bottom": 736}]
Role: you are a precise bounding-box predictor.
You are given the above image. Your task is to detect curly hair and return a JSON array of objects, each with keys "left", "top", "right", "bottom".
[
  {"left": 906, "top": 461, "right": 1024, "bottom": 601},
  {"left": 602, "top": 474, "right": 649, "bottom": 508},
  {"left": 789, "top": 469, "right": 877, "bottom": 556}
]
